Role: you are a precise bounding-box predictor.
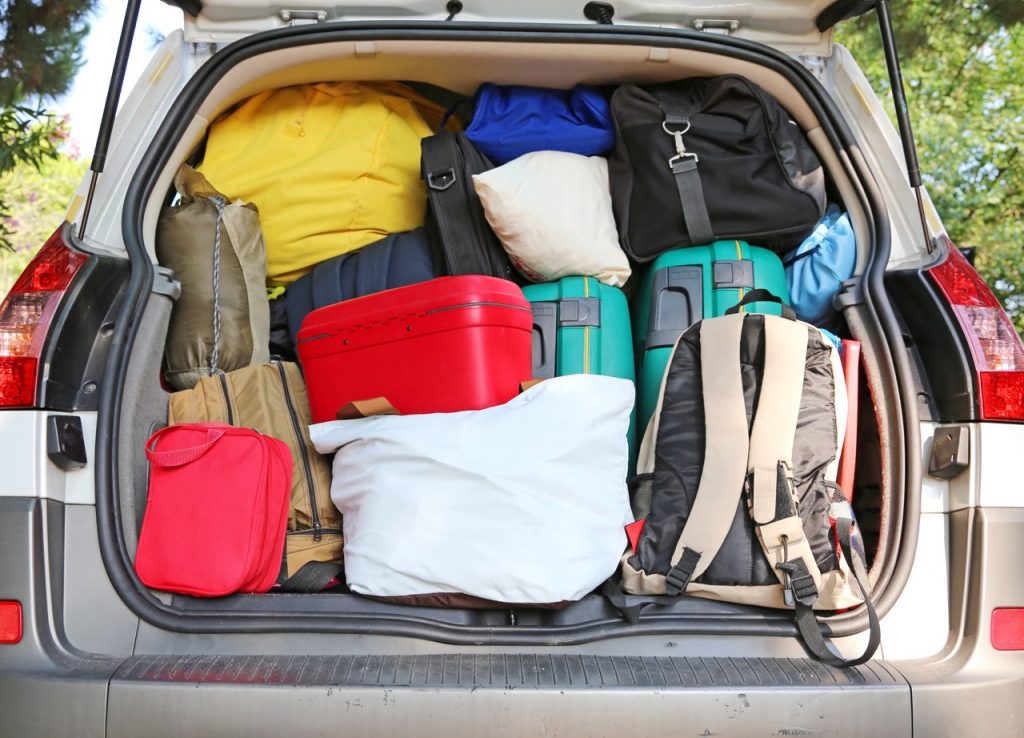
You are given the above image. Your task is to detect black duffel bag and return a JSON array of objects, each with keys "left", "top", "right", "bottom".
[{"left": 608, "top": 76, "right": 826, "bottom": 261}]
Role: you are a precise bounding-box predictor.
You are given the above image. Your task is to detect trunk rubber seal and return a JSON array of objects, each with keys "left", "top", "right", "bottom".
[{"left": 97, "top": 20, "right": 920, "bottom": 644}]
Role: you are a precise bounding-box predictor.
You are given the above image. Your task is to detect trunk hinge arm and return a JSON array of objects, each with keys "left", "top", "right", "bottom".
[
  {"left": 876, "top": 0, "right": 934, "bottom": 253},
  {"left": 78, "top": 0, "right": 141, "bottom": 241}
]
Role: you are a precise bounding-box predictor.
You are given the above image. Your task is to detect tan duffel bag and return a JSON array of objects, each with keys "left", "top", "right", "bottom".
[{"left": 168, "top": 361, "right": 342, "bottom": 591}]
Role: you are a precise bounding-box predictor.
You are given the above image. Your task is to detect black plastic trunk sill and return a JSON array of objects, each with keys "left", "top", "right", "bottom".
[
  {"left": 114, "top": 653, "right": 907, "bottom": 688},
  {"left": 97, "top": 21, "right": 919, "bottom": 644}
]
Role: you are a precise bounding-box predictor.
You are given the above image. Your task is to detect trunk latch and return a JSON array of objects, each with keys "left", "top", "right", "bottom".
[
  {"left": 693, "top": 19, "right": 740, "bottom": 35},
  {"left": 279, "top": 9, "right": 327, "bottom": 25}
]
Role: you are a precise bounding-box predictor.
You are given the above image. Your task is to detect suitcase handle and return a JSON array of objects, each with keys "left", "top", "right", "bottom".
[
  {"left": 146, "top": 425, "right": 230, "bottom": 468},
  {"left": 724, "top": 288, "right": 795, "bottom": 320},
  {"left": 647, "top": 265, "right": 703, "bottom": 349},
  {"left": 530, "top": 301, "right": 558, "bottom": 380}
]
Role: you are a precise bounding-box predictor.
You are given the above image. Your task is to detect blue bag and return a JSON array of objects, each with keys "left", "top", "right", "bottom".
[
  {"left": 784, "top": 204, "right": 856, "bottom": 324},
  {"left": 464, "top": 84, "right": 615, "bottom": 165}
]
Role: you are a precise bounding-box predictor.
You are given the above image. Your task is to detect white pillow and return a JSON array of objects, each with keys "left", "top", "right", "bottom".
[{"left": 473, "top": 151, "right": 631, "bottom": 287}]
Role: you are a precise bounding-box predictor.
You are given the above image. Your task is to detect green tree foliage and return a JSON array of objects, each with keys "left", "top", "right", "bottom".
[
  {"left": 0, "top": 151, "right": 87, "bottom": 294},
  {"left": 836, "top": 2, "right": 1024, "bottom": 332},
  {"left": 0, "top": 0, "right": 96, "bottom": 251},
  {"left": 0, "top": 105, "right": 68, "bottom": 250},
  {"left": 0, "top": 0, "right": 96, "bottom": 103}
]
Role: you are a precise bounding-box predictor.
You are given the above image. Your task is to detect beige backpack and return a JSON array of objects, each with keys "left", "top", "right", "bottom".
[{"left": 614, "top": 303, "right": 879, "bottom": 667}]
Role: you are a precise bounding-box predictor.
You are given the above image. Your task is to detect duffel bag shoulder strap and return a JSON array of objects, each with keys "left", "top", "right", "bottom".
[
  {"left": 421, "top": 132, "right": 512, "bottom": 280},
  {"left": 421, "top": 132, "right": 480, "bottom": 276},
  {"left": 654, "top": 96, "right": 714, "bottom": 246},
  {"left": 659, "top": 313, "right": 750, "bottom": 594}
]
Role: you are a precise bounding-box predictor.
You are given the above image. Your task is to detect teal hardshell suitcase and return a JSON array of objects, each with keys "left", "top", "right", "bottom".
[
  {"left": 523, "top": 277, "right": 636, "bottom": 468},
  {"left": 634, "top": 240, "right": 790, "bottom": 434}
]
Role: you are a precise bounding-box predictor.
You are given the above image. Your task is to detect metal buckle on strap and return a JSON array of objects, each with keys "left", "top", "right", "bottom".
[
  {"left": 662, "top": 120, "right": 699, "bottom": 168},
  {"left": 426, "top": 168, "right": 456, "bottom": 191},
  {"left": 775, "top": 535, "right": 819, "bottom": 608},
  {"left": 664, "top": 547, "right": 702, "bottom": 596}
]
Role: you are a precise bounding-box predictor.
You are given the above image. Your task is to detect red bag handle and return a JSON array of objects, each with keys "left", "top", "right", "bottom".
[{"left": 146, "top": 424, "right": 230, "bottom": 468}]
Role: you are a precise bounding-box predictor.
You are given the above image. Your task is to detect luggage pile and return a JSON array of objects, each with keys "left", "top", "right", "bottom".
[{"left": 137, "top": 76, "right": 872, "bottom": 664}]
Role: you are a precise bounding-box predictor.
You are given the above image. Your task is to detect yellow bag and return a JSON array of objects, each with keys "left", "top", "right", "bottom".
[{"left": 199, "top": 82, "right": 452, "bottom": 286}]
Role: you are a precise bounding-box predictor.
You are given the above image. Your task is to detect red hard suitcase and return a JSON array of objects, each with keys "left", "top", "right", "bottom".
[{"left": 297, "top": 276, "right": 534, "bottom": 423}]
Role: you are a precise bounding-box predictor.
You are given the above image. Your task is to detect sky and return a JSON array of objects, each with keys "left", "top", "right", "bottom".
[{"left": 55, "top": 0, "right": 183, "bottom": 154}]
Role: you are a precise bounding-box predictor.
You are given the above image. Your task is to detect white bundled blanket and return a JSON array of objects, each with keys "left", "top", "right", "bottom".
[{"left": 310, "top": 375, "right": 634, "bottom": 605}]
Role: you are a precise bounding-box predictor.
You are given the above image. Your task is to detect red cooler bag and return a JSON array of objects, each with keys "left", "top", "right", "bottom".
[
  {"left": 297, "top": 276, "right": 533, "bottom": 423},
  {"left": 135, "top": 423, "right": 292, "bottom": 597}
]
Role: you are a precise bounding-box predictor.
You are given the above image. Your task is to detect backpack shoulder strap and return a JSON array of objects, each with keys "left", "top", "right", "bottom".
[
  {"left": 748, "top": 322, "right": 881, "bottom": 666},
  {"left": 793, "top": 515, "right": 880, "bottom": 667},
  {"left": 354, "top": 234, "right": 396, "bottom": 297},
  {"left": 746, "top": 316, "right": 821, "bottom": 604},
  {"left": 659, "top": 313, "right": 751, "bottom": 595},
  {"left": 310, "top": 254, "right": 351, "bottom": 310}
]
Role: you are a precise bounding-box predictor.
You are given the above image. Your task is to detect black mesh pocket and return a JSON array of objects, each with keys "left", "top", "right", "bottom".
[{"left": 628, "top": 473, "right": 655, "bottom": 521}]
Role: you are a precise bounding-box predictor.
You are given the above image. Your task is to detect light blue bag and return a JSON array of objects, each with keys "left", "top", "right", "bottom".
[{"left": 784, "top": 204, "right": 856, "bottom": 324}]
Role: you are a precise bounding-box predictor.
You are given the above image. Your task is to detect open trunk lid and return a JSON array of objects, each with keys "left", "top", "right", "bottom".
[{"left": 159, "top": 0, "right": 876, "bottom": 52}]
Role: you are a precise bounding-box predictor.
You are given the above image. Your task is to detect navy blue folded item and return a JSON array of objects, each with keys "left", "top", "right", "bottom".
[
  {"left": 286, "top": 228, "right": 437, "bottom": 346},
  {"left": 464, "top": 84, "right": 615, "bottom": 165}
]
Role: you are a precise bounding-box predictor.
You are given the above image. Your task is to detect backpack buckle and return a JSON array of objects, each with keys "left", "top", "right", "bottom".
[
  {"left": 664, "top": 547, "right": 702, "bottom": 596},
  {"left": 776, "top": 536, "right": 819, "bottom": 608}
]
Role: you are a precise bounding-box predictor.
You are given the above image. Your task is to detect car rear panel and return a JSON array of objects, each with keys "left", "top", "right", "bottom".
[
  {"left": 3, "top": 13, "right": 1023, "bottom": 737},
  {"left": 0, "top": 498, "right": 122, "bottom": 738}
]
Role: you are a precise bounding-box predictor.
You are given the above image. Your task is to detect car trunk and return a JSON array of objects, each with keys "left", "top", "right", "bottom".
[{"left": 99, "top": 22, "right": 916, "bottom": 646}]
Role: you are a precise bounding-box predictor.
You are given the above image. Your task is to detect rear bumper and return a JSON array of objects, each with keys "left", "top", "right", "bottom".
[
  {"left": 7, "top": 650, "right": 1024, "bottom": 738},
  {"left": 2, "top": 503, "right": 1023, "bottom": 736},
  {"left": 105, "top": 653, "right": 911, "bottom": 738}
]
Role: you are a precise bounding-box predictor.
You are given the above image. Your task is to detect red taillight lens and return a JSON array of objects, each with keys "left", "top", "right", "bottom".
[
  {"left": 0, "top": 228, "right": 86, "bottom": 408},
  {"left": 991, "top": 608, "right": 1024, "bottom": 651},
  {"left": 0, "top": 600, "right": 22, "bottom": 644},
  {"left": 928, "top": 238, "right": 1024, "bottom": 421}
]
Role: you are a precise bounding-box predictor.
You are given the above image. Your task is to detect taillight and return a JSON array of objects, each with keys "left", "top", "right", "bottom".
[
  {"left": 991, "top": 608, "right": 1024, "bottom": 651},
  {"left": 0, "top": 227, "right": 86, "bottom": 408},
  {"left": 0, "top": 600, "right": 22, "bottom": 644},
  {"left": 928, "top": 237, "right": 1024, "bottom": 421}
]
